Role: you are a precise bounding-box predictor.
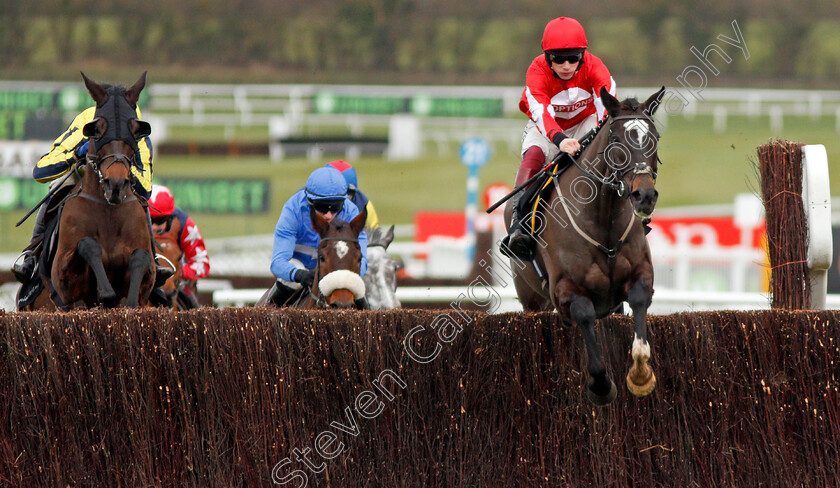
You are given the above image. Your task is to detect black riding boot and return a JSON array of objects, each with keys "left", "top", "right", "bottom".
[
  {"left": 12, "top": 204, "right": 48, "bottom": 283},
  {"left": 267, "top": 279, "right": 299, "bottom": 307},
  {"left": 504, "top": 192, "right": 534, "bottom": 260}
]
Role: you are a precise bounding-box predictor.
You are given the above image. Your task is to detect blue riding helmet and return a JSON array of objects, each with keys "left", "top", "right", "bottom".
[{"left": 305, "top": 166, "right": 348, "bottom": 201}]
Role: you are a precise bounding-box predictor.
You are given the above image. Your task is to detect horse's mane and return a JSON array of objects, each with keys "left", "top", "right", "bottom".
[
  {"left": 328, "top": 219, "right": 353, "bottom": 235},
  {"left": 622, "top": 97, "right": 641, "bottom": 111}
]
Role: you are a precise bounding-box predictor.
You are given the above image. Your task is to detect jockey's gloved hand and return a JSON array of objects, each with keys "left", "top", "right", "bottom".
[
  {"left": 551, "top": 131, "right": 568, "bottom": 147},
  {"left": 75, "top": 140, "right": 90, "bottom": 159},
  {"left": 294, "top": 269, "right": 315, "bottom": 288}
]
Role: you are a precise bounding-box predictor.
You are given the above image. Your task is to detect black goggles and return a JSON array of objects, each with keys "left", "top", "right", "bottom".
[
  {"left": 549, "top": 53, "right": 582, "bottom": 65},
  {"left": 151, "top": 215, "right": 172, "bottom": 226},
  {"left": 311, "top": 199, "right": 344, "bottom": 214}
]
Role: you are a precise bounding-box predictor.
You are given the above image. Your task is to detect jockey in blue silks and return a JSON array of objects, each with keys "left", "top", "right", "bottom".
[{"left": 268, "top": 167, "right": 368, "bottom": 304}]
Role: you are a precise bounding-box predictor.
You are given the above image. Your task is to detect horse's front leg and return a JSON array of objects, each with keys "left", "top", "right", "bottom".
[
  {"left": 126, "top": 249, "right": 153, "bottom": 307},
  {"left": 569, "top": 293, "right": 617, "bottom": 406},
  {"left": 76, "top": 237, "right": 117, "bottom": 306},
  {"left": 626, "top": 279, "right": 656, "bottom": 397}
]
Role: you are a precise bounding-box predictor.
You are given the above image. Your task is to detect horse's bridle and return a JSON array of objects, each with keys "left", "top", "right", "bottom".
[
  {"left": 571, "top": 114, "right": 660, "bottom": 199},
  {"left": 79, "top": 149, "right": 140, "bottom": 205},
  {"left": 550, "top": 112, "right": 662, "bottom": 259},
  {"left": 310, "top": 235, "right": 362, "bottom": 309}
]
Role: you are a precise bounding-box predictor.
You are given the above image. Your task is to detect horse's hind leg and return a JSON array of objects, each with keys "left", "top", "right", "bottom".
[
  {"left": 126, "top": 249, "right": 152, "bottom": 307},
  {"left": 76, "top": 237, "right": 117, "bottom": 305},
  {"left": 570, "top": 294, "right": 617, "bottom": 406},
  {"left": 626, "top": 280, "right": 656, "bottom": 397}
]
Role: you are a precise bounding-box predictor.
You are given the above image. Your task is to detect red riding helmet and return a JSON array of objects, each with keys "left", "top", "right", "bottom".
[
  {"left": 541, "top": 17, "right": 588, "bottom": 52},
  {"left": 149, "top": 184, "right": 175, "bottom": 218}
]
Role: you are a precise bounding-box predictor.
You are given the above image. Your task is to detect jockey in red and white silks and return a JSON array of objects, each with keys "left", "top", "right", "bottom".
[
  {"left": 520, "top": 50, "right": 615, "bottom": 159},
  {"left": 505, "top": 16, "right": 616, "bottom": 260},
  {"left": 149, "top": 185, "right": 211, "bottom": 281},
  {"left": 518, "top": 17, "right": 616, "bottom": 167}
]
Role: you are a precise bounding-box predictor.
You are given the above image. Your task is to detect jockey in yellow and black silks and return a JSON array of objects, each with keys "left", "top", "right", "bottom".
[
  {"left": 12, "top": 105, "right": 154, "bottom": 283},
  {"left": 34, "top": 106, "right": 153, "bottom": 196}
]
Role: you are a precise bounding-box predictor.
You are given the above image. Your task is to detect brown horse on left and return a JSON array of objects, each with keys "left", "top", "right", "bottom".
[{"left": 23, "top": 73, "right": 155, "bottom": 310}]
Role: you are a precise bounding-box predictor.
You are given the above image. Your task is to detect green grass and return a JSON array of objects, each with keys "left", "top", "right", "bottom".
[
  {"left": 655, "top": 114, "right": 840, "bottom": 208},
  {"left": 2, "top": 113, "right": 838, "bottom": 253}
]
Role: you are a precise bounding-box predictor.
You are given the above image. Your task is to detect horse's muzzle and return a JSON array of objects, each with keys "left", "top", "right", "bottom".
[
  {"left": 630, "top": 187, "right": 658, "bottom": 219},
  {"left": 104, "top": 178, "right": 132, "bottom": 205},
  {"left": 328, "top": 295, "right": 357, "bottom": 309}
]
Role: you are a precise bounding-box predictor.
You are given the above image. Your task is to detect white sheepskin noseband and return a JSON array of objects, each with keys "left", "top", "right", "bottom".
[{"left": 318, "top": 270, "right": 366, "bottom": 299}]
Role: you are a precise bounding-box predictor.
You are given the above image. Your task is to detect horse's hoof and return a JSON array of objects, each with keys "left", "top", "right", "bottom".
[
  {"left": 626, "top": 367, "right": 657, "bottom": 397},
  {"left": 586, "top": 377, "right": 617, "bottom": 406},
  {"left": 99, "top": 290, "right": 117, "bottom": 306}
]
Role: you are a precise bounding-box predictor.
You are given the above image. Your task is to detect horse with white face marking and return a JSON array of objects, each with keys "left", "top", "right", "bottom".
[
  {"left": 506, "top": 87, "right": 666, "bottom": 406},
  {"left": 303, "top": 209, "right": 367, "bottom": 309}
]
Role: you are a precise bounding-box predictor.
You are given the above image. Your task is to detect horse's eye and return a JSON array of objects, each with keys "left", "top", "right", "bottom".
[{"left": 319, "top": 254, "right": 325, "bottom": 262}]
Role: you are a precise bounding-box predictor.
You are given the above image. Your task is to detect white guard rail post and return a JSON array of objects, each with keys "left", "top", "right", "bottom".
[{"left": 801, "top": 144, "right": 832, "bottom": 310}]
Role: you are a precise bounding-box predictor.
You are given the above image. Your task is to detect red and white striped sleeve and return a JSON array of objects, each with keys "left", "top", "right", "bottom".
[{"left": 520, "top": 58, "right": 567, "bottom": 143}]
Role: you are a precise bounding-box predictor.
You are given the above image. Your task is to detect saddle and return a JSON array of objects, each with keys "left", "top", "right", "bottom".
[
  {"left": 520, "top": 158, "right": 575, "bottom": 238},
  {"left": 17, "top": 186, "right": 74, "bottom": 309}
]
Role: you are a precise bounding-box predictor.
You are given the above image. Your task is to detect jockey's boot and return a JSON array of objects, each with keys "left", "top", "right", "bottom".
[
  {"left": 268, "top": 279, "right": 299, "bottom": 307},
  {"left": 501, "top": 148, "right": 544, "bottom": 260},
  {"left": 12, "top": 204, "right": 48, "bottom": 283},
  {"left": 505, "top": 192, "right": 534, "bottom": 260},
  {"left": 148, "top": 287, "right": 170, "bottom": 307},
  {"left": 154, "top": 267, "right": 175, "bottom": 288}
]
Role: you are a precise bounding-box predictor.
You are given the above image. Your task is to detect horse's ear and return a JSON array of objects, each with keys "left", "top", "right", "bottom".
[
  {"left": 350, "top": 207, "right": 367, "bottom": 237},
  {"left": 366, "top": 226, "right": 379, "bottom": 244},
  {"left": 381, "top": 225, "right": 395, "bottom": 249},
  {"left": 310, "top": 206, "right": 330, "bottom": 236},
  {"left": 81, "top": 71, "right": 107, "bottom": 105},
  {"left": 125, "top": 71, "right": 147, "bottom": 107},
  {"left": 641, "top": 86, "right": 666, "bottom": 116},
  {"left": 599, "top": 86, "right": 621, "bottom": 117}
]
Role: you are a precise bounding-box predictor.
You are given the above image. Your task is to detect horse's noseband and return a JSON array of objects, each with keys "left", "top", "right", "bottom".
[
  {"left": 312, "top": 235, "right": 363, "bottom": 309},
  {"left": 85, "top": 152, "right": 138, "bottom": 204},
  {"left": 616, "top": 162, "right": 657, "bottom": 199}
]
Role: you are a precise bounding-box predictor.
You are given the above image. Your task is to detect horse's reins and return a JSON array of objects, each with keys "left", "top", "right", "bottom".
[
  {"left": 550, "top": 112, "right": 661, "bottom": 307},
  {"left": 552, "top": 113, "right": 659, "bottom": 253}
]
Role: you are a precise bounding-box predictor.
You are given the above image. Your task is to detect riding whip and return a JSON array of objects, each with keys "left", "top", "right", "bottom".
[
  {"left": 485, "top": 122, "right": 604, "bottom": 214},
  {"left": 15, "top": 168, "right": 79, "bottom": 227},
  {"left": 485, "top": 151, "right": 570, "bottom": 214}
]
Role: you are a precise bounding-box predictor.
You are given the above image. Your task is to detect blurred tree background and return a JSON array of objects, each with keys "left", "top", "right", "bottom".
[{"left": 2, "top": 0, "right": 839, "bottom": 87}]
